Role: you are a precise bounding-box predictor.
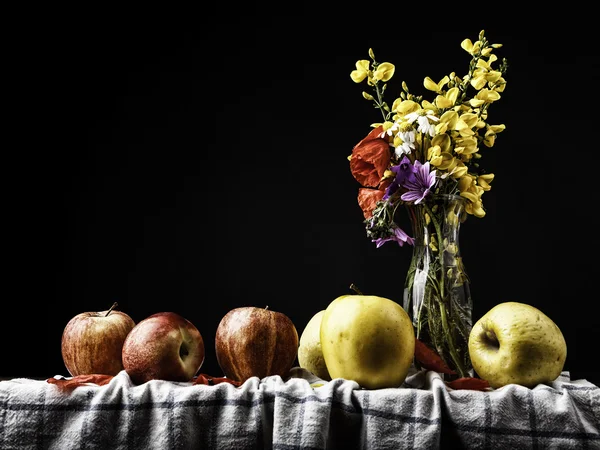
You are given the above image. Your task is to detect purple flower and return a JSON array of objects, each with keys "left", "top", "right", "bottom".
[
  {"left": 383, "top": 156, "right": 417, "bottom": 200},
  {"left": 372, "top": 224, "right": 415, "bottom": 248},
  {"left": 400, "top": 160, "right": 436, "bottom": 204}
]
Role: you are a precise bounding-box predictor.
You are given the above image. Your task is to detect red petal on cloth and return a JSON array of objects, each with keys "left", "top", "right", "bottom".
[
  {"left": 350, "top": 126, "right": 391, "bottom": 188},
  {"left": 446, "top": 377, "right": 490, "bottom": 391},
  {"left": 192, "top": 374, "right": 242, "bottom": 387},
  {"left": 47, "top": 374, "right": 114, "bottom": 391},
  {"left": 414, "top": 338, "right": 457, "bottom": 375}
]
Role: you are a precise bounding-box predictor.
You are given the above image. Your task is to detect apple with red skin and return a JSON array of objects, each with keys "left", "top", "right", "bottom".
[
  {"left": 61, "top": 302, "right": 136, "bottom": 377},
  {"left": 122, "top": 311, "right": 205, "bottom": 384},
  {"left": 215, "top": 306, "right": 299, "bottom": 383}
]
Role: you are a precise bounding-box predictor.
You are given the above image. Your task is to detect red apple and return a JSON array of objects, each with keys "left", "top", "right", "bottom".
[
  {"left": 61, "top": 302, "right": 136, "bottom": 377},
  {"left": 215, "top": 306, "right": 299, "bottom": 383},
  {"left": 122, "top": 311, "right": 205, "bottom": 384}
]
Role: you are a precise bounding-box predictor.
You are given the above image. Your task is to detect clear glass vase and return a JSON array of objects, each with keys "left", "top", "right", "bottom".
[{"left": 403, "top": 194, "right": 473, "bottom": 379}]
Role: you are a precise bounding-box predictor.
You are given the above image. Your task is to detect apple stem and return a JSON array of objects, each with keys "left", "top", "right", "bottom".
[
  {"left": 349, "top": 283, "right": 363, "bottom": 295},
  {"left": 105, "top": 302, "right": 118, "bottom": 317}
]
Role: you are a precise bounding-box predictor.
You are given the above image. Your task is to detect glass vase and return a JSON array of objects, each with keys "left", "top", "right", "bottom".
[{"left": 402, "top": 194, "right": 473, "bottom": 379}]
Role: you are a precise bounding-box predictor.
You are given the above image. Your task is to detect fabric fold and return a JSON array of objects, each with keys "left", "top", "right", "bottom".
[{"left": 0, "top": 368, "right": 598, "bottom": 449}]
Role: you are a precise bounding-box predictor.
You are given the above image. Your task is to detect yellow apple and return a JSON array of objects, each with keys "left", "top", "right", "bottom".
[
  {"left": 468, "top": 302, "right": 567, "bottom": 389},
  {"left": 298, "top": 310, "right": 331, "bottom": 381},
  {"left": 320, "top": 294, "right": 415, "bottom": 389}
]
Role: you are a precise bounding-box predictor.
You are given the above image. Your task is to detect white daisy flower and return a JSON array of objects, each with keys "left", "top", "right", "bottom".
[
  {"left": 394, "top": 130, "right": 416, "bottom": 158},
  {"left": 405, "top": 111, "right": 439, "bottom": 137},
  {"left": 379, "top": 121, "right": 399, "bottom": 139},
  {"left": 417, "top": 115, "right": 438, "bottom": 137}
]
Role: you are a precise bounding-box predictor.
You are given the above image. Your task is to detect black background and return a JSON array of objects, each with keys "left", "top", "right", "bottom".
[{"left": 6, "top": 13, "right": 599, "bottom": 386}]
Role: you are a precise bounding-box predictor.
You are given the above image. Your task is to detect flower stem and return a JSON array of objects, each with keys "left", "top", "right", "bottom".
[
  {"left": 439, "top": 302, "right": 467, "bottom": 377},
  {"left": 423, "top": 203, "right": 444, "bottom": 298},
  {"left": 423, "top": 201, "right": 467, "bottom": 378}
]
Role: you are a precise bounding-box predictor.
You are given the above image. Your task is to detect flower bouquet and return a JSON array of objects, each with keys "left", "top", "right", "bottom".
[{"left": 348, "top": 30, "right": 508, "bottom": 378}]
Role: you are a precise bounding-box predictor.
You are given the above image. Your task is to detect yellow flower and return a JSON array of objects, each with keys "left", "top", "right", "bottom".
[
  {"left": 373, "top": 63, "right": 395, "bottom": 82},
  {"left": 483, "top": 124, "right": 505, "bottom": 147},
  {"left": 421, "top": 99, "right": 438, "bottom": 114},
  {"left": 448, "top": 162, "right": 468, "bottom": 179},
  {"left": 445, "top": 241, "right": 459, "bottom": 255},
  {"left": 428, "top": 147, "right": 455, "bottom": 171},
  {"left": 349, "top": 30, "right": 507, "bottom": 222},
  {"left": 455, "top": 113, "right": 479, "bottom": 137},
  {"left": 478, "top": 173, "right": 494, "bottom": 191},
  {"left": 435, "top": 87, "right": 460, "bottom": 109},
  {"left": 350, "top": 59, "right": 395, "bottom": 86},
  {"left": 470, "top": 57, "right": 502, "bottom": 90},
  {"left": 423, "top": 76, "right": 449, "bottom": 94},
  {"left": 493, "top": 76, "right": 507, "bottom": 93},
  {"left": 488, "top": 124, "right": 505, "bottom": 134},
  {"left": 481, "top": 47, "right": 493, "bottom": 57},
  {"left": 383, "top": 169, "right": 395, "bottom": 180},
  {"left": 446, "top": 209, "right": 460, "bottom": 227},
  {"left": 467, "top": 200, "right": 486, "bottom": 218},
  {"left": 350, "top": 60, "right": 370, "bottom": 83},
  {"left": 461, "top": 38, "right": 482, "bottom": 56},
  {"left": 458, "top": 175, "right": 485, "bottom": 200},
  {"left": 469, "top": 88, "right": 501, "bottom": 107},
  {"left": 392, "top": 99, "right": 420, "bottom": 117},
  {"left": 457, "top": 173, "right": 475, "bottom": 195},
  {"left": 454, "top": 136, "right": 479, "bottom": 158},
  {"left": 459, "top": 176, "right": 486, "bottom": 218},
  {"left": 431, "top": 133, "right": 452, "bottom": 153},
  {"left": 436, "top": 110, "right": 459, "bottom": 134},
  {"left": 428, "top": 145, "right": 442, "bottom": 164},
  {"left": 429, "top": 234, "right": 438, "bottom": 252}
]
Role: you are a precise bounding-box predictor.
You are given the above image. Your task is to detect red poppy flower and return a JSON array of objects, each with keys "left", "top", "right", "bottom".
[
  {"left": 350, "top": 126, "right": 391, "bottom": 188},
  {"left": 357, "top": 188, "right": 384, "bottom": 219},
  {"left": 357, "top": 178, "right": 391, "bottom": 219}
]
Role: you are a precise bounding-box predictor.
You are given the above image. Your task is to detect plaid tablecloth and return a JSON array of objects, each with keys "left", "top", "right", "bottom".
[{"left": 0, "top": 367, "right": 598, "bottom": 449}]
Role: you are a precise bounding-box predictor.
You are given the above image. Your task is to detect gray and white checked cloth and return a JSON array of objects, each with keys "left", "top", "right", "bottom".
[{"left": 0, "top": 367, "right": 598, "bottom": 449}]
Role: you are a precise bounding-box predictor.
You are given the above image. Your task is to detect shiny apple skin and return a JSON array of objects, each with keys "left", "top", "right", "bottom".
[
  {"left": 215, "top": 307, "right": 299, "bottom": 383},
  {"left": 61, "top": 309, "right": 136, "bottom": 377},
  {"left": 122, "top": 312, "right": 205, "bottom": 384}
]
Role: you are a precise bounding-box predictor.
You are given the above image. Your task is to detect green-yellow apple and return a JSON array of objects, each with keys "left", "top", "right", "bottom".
[
  {"left": 298, "top": 310, "right": 331, "bottom": 381},
  {"left": 122, "top": 312, "right": 205, "bottom": 384},
  {"left": 320, "top": 294, "right": 415, "bottom": 389},
  {"left": 468, "top": 302, "right": 567, "bottom": 389},
  {"left": 61, "top": 302, "right": 136, "bottom": 376},
  {"left": 215, "top": 306, "right": 299, "bottom": 383}
]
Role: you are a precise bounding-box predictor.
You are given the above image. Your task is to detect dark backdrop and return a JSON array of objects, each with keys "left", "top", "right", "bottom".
[{"left": 7, "top": 15, "right": 599, "bottom": 386}]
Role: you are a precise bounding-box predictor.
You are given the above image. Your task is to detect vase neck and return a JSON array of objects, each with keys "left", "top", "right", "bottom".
[{"left": 406, "top": 196, "right": 466, "bottom": 248}]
